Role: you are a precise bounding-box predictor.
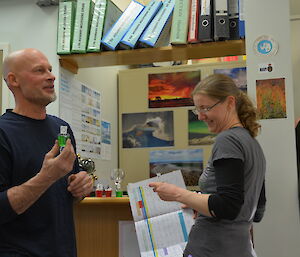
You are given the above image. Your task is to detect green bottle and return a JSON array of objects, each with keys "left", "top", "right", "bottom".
[{"left": 58, "top": 126, "right": 70, "bottom": 152}]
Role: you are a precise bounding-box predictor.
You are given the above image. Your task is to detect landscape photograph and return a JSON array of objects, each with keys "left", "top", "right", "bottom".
[
  {"left": 149, "top": 149, "right": 203, "bottom": 187},
  {"left": 256, "top": 78, "right": 286, "bottom": 119},
  {"left": 188, "top": 110, "right": 216, "bottom": 145},
  {"left": 148, "top": 70, "right": 200, "bottom": 108}
]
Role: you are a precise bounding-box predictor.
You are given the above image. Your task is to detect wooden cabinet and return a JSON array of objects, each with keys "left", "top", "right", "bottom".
[
  {"left": 59, "top": 39, "right": 245, "bottom": 74},
  {"left": 74, "top": 197, "right": 132, "bottom": 257}
]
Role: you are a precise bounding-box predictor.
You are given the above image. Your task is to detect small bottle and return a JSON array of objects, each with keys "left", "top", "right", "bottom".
[{"left": 58, "top": 126, "right": 70, "bottom": 152}]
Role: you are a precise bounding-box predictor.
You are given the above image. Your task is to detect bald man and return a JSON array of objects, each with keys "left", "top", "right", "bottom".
[{"left": 0, "top": 49, "right": 93, "bottom": 257}]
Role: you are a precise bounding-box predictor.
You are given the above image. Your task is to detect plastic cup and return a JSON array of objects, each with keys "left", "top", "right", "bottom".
[
  {"left": 95, "top": 190, "right": 103, "bottom": 197},
  {"left": 116, "top": 190, "right": 123, "bottom": 197},
  {"left": 105, "top": 189, "right": 112, "bottom": 197}
]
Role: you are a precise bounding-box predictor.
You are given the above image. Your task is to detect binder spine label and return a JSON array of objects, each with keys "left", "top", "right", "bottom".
[
  {"left": 215, "top": 0, "right": 228, "bottom": 15},
  {"left": 239, "top": 0, "right": 245, "bottom": 20},
  {"left": 174, "top": 0, "right": 184, "bottom": 40},
  {"left": 228, "top": 0, "right": 238, "bottom": 15},
  {"left": 59, "top": 4, "right": 69, "bottom": 51},
  {"left": 188, "top": 0, "right": 199, "bottom": 41},
  {"left": 201, "top": 0, "right": 210, "bottom": 15},
  {"left": 61, "top": 5, "right": 68, "bottom": 51},
  {"left": 87, "top": 0, "right": 107, "bottom": 51},
  {"left": 57, "top": 2, "right": 74, "bottom": 54},
  {"left": 78, "top": 3, "right": 86, "bottom": 48},
  {"left": 72, "top": 0, "right": 92, "bottom": 52},
  {"left": 170, "top": 0, "right": 189, "bottom": 43}
]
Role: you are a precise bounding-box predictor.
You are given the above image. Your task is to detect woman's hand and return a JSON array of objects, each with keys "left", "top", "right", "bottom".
[{"left": 149, "top": 182, "right": 185, "bottom": 202}]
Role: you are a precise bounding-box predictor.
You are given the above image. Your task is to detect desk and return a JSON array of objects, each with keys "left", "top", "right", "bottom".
[{"left": 74, "top": 197, "right": 133, "bottom": 257}]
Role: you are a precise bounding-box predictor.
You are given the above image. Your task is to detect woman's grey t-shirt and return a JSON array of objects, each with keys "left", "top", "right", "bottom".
[{"left": 184, "top": 127, "right": 266, "bottom": 257}]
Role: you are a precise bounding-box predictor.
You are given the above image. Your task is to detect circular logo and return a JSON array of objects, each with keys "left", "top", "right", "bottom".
[{"left": 253, "top": 36, "right": 278, "bottom": 56}]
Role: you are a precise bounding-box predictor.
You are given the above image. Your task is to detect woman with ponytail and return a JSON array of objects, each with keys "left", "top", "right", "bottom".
[{"left": 150, "top": 74, "right": 266, "bottom": 257}]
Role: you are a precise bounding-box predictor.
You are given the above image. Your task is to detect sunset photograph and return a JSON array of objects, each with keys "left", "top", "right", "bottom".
[{"left": 148, "top": 70, "right": 200, "bottom": 108}]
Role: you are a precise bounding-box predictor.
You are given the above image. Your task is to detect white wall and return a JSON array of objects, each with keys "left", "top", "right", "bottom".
[
  {"left": 290, "top": 2, "right": 300, "bottom": 118},
  {"left": 246, "top": 0, "right": 300, "bottom": 256},
  {"left": 0, "top": 0, "right": 59, "bottom": 115}
]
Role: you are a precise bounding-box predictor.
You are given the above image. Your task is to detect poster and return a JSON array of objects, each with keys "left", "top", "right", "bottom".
[
  {"left": 122, "top": 111, "right": 174, "bottom": 148},
  {"left": 148, "top": 70, "right": 200, "bottom": 108},
  {"left": 149, "top": 149, "right": 203, "bottom": 187},
  {"left": 101, "top": 120, "right": 112, "bottom": 160},
  {"left": 59, "top": 70, "right": 102, "bottom": 159},
  {"left": 256, "top": 78, "right": 287, "bottom": 119},
  {"left": 188, "top": 110, "right": 215, "bottom": 145},
  {"left": 214, "top": 67, "right": 247, "bottom": 92}
]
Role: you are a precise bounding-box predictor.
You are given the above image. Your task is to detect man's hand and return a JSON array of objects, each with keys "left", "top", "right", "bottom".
[
  {"left": 67, "top": 171, "right": 93, "bottom": 199},
  {"left": 39, "top": 139, "right": 76, "bottom": 182},
  {"left": 7, "top": 139, "right": 76, "bottom": 214}
]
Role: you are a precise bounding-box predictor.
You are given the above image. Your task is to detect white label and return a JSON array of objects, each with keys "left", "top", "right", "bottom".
[
  {"left": 239, "top": 0, "right": 245, "bottom": 20},
  {"left": 60, "top": 126, "right": 68, "bottom": 134},
  {"left": 201, "top": 0, "right": 211, "bottom": 15},
  {"left": 258, "top": 62, "right": 274, "bottom": 73},
  {"left": 189, "top": 0, "right": 198, "bottom": 39},
  {"left": 228, "top": 0, "right": 238, "bottom": 15}
]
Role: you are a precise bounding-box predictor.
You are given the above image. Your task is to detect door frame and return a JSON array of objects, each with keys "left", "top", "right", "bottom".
[{"left": 0, "top": 43, "right": 13, "bottom": 114}]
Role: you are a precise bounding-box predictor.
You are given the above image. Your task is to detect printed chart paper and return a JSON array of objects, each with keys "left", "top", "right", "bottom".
[
  {"left": 127, "top": 170, "right": 194, "bottom": 257},
  {"left": 59, "top": 69, "right": 102, "bottom": 159}
]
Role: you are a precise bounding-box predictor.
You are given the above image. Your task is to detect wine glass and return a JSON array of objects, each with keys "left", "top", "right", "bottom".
[{"left": 110, "top": 168, "right": 125, "bottom": 192}]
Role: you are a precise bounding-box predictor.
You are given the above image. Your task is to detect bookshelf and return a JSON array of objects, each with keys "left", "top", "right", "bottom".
[{"left": 59, "top": 39, "right": 245, "bottom": 73}]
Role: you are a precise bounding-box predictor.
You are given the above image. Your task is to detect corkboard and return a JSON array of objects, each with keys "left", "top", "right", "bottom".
[{"left": 118, "top": 60, "right": 246, "bottom": 190}]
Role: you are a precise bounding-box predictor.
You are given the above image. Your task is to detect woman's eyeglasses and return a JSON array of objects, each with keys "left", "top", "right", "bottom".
[{"left": 192, "top": 100, "right": 223, "bottom": 115}]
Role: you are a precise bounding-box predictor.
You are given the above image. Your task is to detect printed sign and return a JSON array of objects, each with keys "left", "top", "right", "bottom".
[{"left": 258, "top": 62, "right": 274, "bottom": 73}]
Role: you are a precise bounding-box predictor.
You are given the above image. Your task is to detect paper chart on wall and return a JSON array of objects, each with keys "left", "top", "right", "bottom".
[
  {"left": 127, "top": 170, "right": 194, "bottom": 257},
  {"left": 101, "top": 120, "right": 112, "bottom": 160},
  {"left": 59, "top": 69, "right": 102, "bottom": 159}
]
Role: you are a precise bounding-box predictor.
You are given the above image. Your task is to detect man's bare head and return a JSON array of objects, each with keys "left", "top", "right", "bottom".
[
  {"left": 3, "top": 49, "right": 21, "bottom": 83},
  {"left": 2, "top": 48, "right": 56, "bottom": 107},
  {"left": 3, "top": 48, "right": 46, "bottom": 84}
]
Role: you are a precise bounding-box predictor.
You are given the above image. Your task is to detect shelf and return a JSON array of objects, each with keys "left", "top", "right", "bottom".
[
  {"left": 59, "top": 39, "right": 246, "bottom": 73},
  {"left": 78, "top": 196, "right": 129, "bottom": 205}
]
